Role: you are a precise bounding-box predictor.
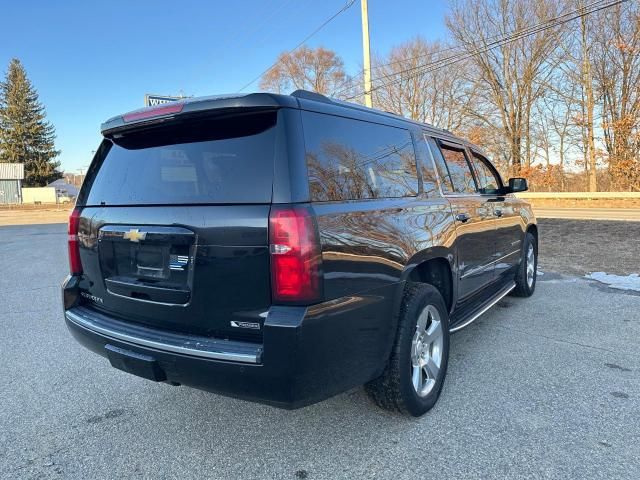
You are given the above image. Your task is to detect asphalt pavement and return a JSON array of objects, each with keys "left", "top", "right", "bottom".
[{"left": 1, "top": 223, "right": 639, "bottom": 479}]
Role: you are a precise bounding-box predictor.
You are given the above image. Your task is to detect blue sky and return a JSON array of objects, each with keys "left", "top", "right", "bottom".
[{"left": 0, "top": 0, "right": 449, "bottom": 172}]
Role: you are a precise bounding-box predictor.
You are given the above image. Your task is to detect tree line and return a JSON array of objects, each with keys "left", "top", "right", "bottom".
[
  {"left": 0, "top": 58, "right": 61, "bottom": 187},
  {"left": 260, "top": 0, "right": 640, "bottom": 192}
]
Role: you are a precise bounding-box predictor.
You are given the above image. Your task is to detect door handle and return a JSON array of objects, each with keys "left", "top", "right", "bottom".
[
  {"left": 494, "top": 209, "right": 503, "bottom": 217},
  {"left": 455, "top": 213, "right": 470, "bottom": 223}
]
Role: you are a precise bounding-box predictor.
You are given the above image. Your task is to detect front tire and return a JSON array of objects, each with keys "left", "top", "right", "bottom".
[
  {"left": 365, "top": 283, "right": 450, "bottom": 417},
  {"left": 512, "top": 232, "right": 537, "bottom": 297}
]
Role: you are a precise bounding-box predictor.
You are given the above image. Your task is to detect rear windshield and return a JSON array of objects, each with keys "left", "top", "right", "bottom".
[{"left": 80, "top": 112, "right": 277, "bottom": 206}]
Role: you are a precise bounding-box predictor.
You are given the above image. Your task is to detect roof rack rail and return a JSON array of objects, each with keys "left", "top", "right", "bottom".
[
  {"left": 290, "top": 90, "right": 333, "bottom": 104},
  {"left": 289, "top": 89, "right": 457, "bottom": 138}
]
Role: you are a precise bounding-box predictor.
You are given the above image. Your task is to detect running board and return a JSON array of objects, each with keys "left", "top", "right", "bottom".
[{"left": 449, "top": 281, "right": 515, "bottom": 333}]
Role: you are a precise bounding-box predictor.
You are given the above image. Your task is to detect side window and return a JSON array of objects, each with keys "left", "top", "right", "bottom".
[
  {"left": 438, "top": 143, "right": 477, "bottom": 194},
  {"left": 412, "top": 133, "right": 439, "bottom": 196},
  {"left": 469, "top": 153, "right": 502, "bottom": 195},
  {"left": 425, "top": 136, "right": 454, "bottom": 193},
  {"left": 302, "top": 111, "right": 418, "bottom": 201}
]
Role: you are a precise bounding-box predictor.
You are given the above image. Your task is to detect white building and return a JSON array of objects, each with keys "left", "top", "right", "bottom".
[{"left": 0, "top": 163, "right": 24, "bottom": 204}]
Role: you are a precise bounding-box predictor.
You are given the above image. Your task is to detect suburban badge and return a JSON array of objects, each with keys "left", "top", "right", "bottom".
[
  {"left": 80, "top": 292, "right": 103, "bottom": 304},
  {"left": 230, "top": 321, "right": 261, "bottom": 330}
]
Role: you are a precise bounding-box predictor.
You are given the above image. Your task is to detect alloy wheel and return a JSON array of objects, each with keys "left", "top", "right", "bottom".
[
  {"left": 410, "top": 305, "right": 443, "bottom": 397},
  {"left": 526, "top": 244, "right": 535, "bottom": 288}
]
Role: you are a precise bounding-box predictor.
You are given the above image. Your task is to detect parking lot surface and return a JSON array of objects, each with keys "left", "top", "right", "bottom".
[{"left": 0, "top": 223, "right": 638, "bottom": 479}]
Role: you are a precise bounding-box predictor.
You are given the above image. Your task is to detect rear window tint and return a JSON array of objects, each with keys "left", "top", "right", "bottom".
[
  {"left": 302, "top": 111, "right": 418, "bottom": 201},
  {"left": 80, "top": 112, "right": 277, "bottom": 206}
]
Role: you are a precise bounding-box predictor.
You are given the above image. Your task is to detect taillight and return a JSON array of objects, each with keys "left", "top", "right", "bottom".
[
  {"left": 68, "top": 207, "right": 83, "bottom": 275},
  {"left": 269, "top": 206, "right": 322, "bottom": 304}
]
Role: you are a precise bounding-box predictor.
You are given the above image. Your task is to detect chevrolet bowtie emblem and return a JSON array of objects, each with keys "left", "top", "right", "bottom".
[{"left": 123, "top": 229, "right": 146, "bottom": 243}]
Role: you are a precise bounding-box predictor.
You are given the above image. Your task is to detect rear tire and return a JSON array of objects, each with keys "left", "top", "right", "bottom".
[
  {"left": 365, "top": 283, "right": 450, "bottom": 417},
  {"left": 512, "top": 232, "right": 537, "bottom": 297}
]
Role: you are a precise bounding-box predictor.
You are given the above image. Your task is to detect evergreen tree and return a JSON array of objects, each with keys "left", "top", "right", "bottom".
[{"left": 0, "top": 58, "right": 61, "bottom": 186}]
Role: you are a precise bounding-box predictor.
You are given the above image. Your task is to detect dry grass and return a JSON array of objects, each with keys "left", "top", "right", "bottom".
[
  {"left": 0, "top": 203, "right": 71, "bottom": 211},
  {"left": 0, "top": 207, "right": 71, "bottom": 226},
  {"left": 527, "top": 198, "right": 640, "bottom": 208},
  {"left": 537, "top": 218, "right": 640, "bottom": 276}
]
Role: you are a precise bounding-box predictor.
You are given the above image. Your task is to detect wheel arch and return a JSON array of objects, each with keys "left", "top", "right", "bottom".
[
  {"left": 374, "top": 248, "right": 456, "bottom": 379},
  {"left": 401, "top": 247, "right": 456, "bottom": 314}
]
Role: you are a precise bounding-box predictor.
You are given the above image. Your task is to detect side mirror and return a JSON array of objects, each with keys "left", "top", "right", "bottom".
[{"left": 507, "top": 177, "right": 528, "bottom": 193}]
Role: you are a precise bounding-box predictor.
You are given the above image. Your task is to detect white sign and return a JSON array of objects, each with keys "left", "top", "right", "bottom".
[{"left": 144, "top": 94, "right": 182, "bottom": 107}]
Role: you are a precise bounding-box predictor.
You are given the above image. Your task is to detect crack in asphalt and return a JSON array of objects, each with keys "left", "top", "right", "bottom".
[
  {"left": 1, "top": 308, "right": 60, "bottom": 315},
  {"left": 1, "top": 284, "right": 59, "bottom": 295},
  {"left": 495, "top": 325, "right": 636, "bottom": 358},
  {"left": 4, "top": 406, "right": 137, "bottom": 477},
  {"left": 7, "top": 445, "right": 70, "bottom": 476}
]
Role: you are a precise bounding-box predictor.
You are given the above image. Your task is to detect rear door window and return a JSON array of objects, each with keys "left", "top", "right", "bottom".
[
  {"left": 80, "top": 112, "right": 277, "bottom": 206},
  {"left": 411, "top": 133, "right": 439, "bottom": 196},
  {"left": 469, "top": 152, "right": 502, "bottom": 195},
  {"left": 302, "top": 111, "right": 418, "bottom": 201},
  {"left": 426, "top": 136, "right": 454, "bottom": 193},
  {"left": 437, "top": 143, "right": 477, "bottom": 194}
]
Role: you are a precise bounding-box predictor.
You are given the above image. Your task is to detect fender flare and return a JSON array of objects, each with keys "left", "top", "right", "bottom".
[
  {"left": 400, "top": 246, "right": 456, "bottom": 283},
  {"left": 375, "top": 246, "right": 457, "bottom": 376}
]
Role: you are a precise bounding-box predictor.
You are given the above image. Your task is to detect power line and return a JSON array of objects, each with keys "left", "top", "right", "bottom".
[
  {"left": 221, "top": 0, "right": 288, "bottom": 47},
  {"left": 249, "top": 0, "right": 309, "bottom": 50},
  {"left": 179, "top": 0, "right": 298, "bottom": 95},
  {"left": 342, "top": 0, "right": 628, "bottom": 101},
  {"left": 238, "top": 0, "right": 356, "bottom": 92},
  {"left": 348, "top": 0, "right": 627, "bottom": 100},
  {"left": 345, "top": 0, "right": 609, "bottom": 86},
  {"left": 338, "top": 0, "right": 616, "bottom": 99}
]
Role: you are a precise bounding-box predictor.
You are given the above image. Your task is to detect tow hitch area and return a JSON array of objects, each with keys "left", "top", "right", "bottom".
[{"left": 105, "top": 344, "right": 166, "bottom": 382}]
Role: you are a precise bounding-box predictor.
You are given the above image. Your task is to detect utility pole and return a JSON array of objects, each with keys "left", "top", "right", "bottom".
[{"left": 360, "top": 0, "right": 373, "bottom": 107}]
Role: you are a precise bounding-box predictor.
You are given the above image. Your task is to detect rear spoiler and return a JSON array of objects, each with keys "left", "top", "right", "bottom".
[{"left": 100, "top": 93, "right": 298, "bottom": 136}]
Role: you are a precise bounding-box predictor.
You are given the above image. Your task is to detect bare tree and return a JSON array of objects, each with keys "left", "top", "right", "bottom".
[
  {"left": 446, "top": 0, "right": 562, "bottom": 173},
  {"left": 592, "top": 1, "right": 640, "bottom": 191},
  {"left": 259, "top": 46, "right": 348, "bottom": 96},
  {"left": 540, "top": 76, "right": 580, "bottom": 190},
  {"left": 542, "top": 1, "right": 601, "bottom": 191},
  {"left": 371, "top": 38, "right": 477, "bottom": 131},
  {"left": 574, "top": 0, "right": 599, "bottom": 191},
  {"left": 256, "top": 0, "right": 640, "bottom": 192}
]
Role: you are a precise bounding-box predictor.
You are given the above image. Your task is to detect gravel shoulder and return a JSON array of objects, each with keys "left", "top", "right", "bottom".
[{"left": 0, "top": 208, "right": 70, "bottom": 226}]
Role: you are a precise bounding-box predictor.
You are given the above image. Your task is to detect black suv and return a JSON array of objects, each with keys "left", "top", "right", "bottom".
[{"left": 62, "top": 90, "right": 537, "bottom": 416}]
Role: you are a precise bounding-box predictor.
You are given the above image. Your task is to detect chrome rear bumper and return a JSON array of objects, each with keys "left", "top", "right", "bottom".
[{"left": 65, "top": 306, "right": 262, "bottom": 364}]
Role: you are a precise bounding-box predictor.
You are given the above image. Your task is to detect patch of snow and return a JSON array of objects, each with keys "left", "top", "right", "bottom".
[
  {"left": 585, "top": 272, "right": 640, "bottom": 292},
  {"left": 537, "top": 269, "right": 544, "bottom": 276}
]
